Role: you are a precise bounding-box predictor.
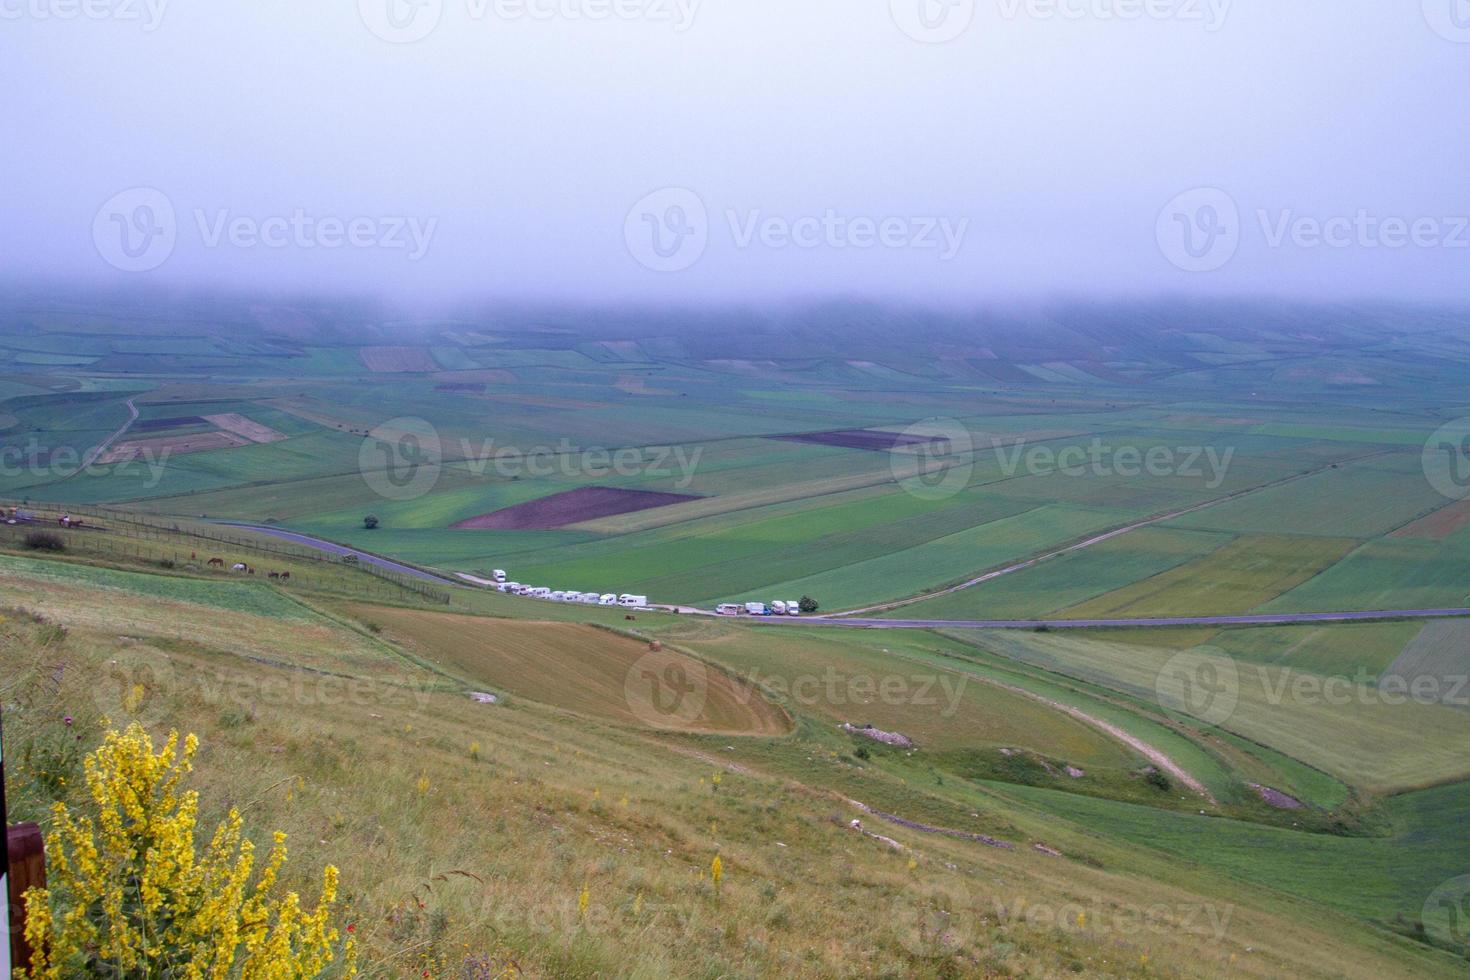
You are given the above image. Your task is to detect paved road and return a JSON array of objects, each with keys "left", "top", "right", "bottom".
[
  {"left": 216, "top": 523, "right": 456, "bottom": 584},
  {"left": 215, "top": 527, "right": 1470, "bottom": 632},
  {"left": 761, "top": 608, "right": 1470, "bottom": 630}
]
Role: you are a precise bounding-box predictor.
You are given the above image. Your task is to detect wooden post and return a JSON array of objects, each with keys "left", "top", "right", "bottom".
[
  {"left": 7, "top": 824, "right": 44, "bottom": 972},
  {"left": 3, "top": 705, "right": 46, "bottom": 973}
]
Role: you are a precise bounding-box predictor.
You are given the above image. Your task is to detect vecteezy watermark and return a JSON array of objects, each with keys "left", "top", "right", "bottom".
[
  {"left": 198, "top": 670, "right": 436, "bottom": 713},
  {"left": 889, "top": 418, "right": 976, "bottom": 501},
  {"left": 889, "top": 0, "right": 976, "bottom": 43},
  {"left": 93, "top": 187, "right": 177, "bottom": 273},
  {"left": 1155, "top": 649, "right": 1240, "bottom": 726},
  {"left": 1422, "top": 0, "right": 1470, "bottom": 43},
  {"left": 1424, "top": 876, "right": 1470, "bottom": 951},
  {"left": 358, "top": 0, "right": 699, "bottom": 43},
  {"left": 91, "top": 651, "right": 176, "bottom": 728},
  {"left": 746, "top": 666, "right": 968, "bottom": 717},
  {"left": 1156, "top": 187, "right": 1240, "bottom": 273},
  {"left": 624, "top": 648, "right": 709, "bottom": 730},
  {"left": 624, "top": 188, "right": 708, "bottom": 273},
  {"left": 1, "top": 438, "right": 172, "bottom": 486},
  {"left": 990, "top": 895, "right": 1235, "bottom": 941},
  {"left": 624, "top": 188, "right": 969, "bottom": 273},
  {"left": 993, "top": 437, "right": 1235, "bottom": 489},
  {"left": 93, "top": 187, "right": 438, "bottom": 273},
  {"left": 1157, "top": 648, "right": 1469, "bottom": 723},
  {"left": 1422, "top": 418, "right": 1470, "bottom": 501},
  {"left": 1158, "top": 187, "right": 1470, "bottom": 273},
  {"left": 0, "top": 0, "right": 168, "bottom": 30},
  {"left": 996, "top": 0, "right": 1230, "bottom": 30},
  {"left": 360, "top": 417, "right": 444, "bottom": 502},
  {"left": 358, "top": 416, "right": 705, "bottom": 501}
]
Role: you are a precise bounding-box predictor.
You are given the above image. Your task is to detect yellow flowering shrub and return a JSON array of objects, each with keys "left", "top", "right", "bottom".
[{"left": 21, "top": 723, "right": 354, "bottom": 979}]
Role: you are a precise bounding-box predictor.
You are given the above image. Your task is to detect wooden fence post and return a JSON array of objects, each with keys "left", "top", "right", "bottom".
[
  {"left": 7, "top": 824, "right": 44, "bottom": 971},
  {"left": 4, "top": 705, "right": 47, "bottom": 973}
]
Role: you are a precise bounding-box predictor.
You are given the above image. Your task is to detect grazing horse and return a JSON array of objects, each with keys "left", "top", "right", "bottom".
[
  {"left": 278, "top": 571, "right": 290, "bottom": 581},
  {"left": 231, "top": 562, "right": 247, "bottom": 572},
  {"left": 268, "top": 571, "right": 280, "bottom": 579},
  {"left": 207, "top": 557, "right": 225, "bottom": 567}
]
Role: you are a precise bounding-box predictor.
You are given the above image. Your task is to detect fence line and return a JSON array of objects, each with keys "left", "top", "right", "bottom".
[{"left": 0, "top": 501, "right": 451, "bottom": 604}]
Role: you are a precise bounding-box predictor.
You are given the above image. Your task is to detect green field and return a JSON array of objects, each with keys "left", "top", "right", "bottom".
[{"left": 5, "top": 298, "right": 1470, "bottom": 974}]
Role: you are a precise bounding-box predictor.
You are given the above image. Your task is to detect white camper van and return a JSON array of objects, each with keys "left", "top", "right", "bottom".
[
  {"left": 599, "top": 593, "right": 618, "bottom": 605},
  {"left": 716, "top": 603, "right": 743, "bottom": 616},
  {"left": 618, "top": 594, "right": 649, "bottom": 608},
  {"left": 770, "top": 601, "right": 788, "bottom": 615},
  {"left": 786, "top": 600, "right": 801, "bottom": 615},
  {"left": 744, "top": 601, "right": 768, "bottom": 616},
  {"left": 492, "top": 569, "right": 507, "bottom": 582}
]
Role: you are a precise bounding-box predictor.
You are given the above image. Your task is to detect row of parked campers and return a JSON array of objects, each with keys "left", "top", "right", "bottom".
[
  {"left": 483, "top": 570, "right": 648, "bottom": 607},
  {"left": 716, "top": 601, "right": 800, "bottom": 616}
]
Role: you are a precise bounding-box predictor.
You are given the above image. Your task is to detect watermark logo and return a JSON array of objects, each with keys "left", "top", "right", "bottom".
[
  {"left": 93, "top": 187, "right": 437, "bottom": 271},
  {"left": 625, "top": 188, "right": 969, "bottom": 272},
  {"left": 625, "top": 187, "right": 708, "bottom": 272},
  {"left": 359, "top": 0, "right": 443, "bottom": 42},
  {"left": 889, "top": 875, "right": 974, "bottom": 957},
  {"left": 993, "top": 437, "right": 1234, "bottom": 488},
  {"left": 91, "top": 651, "right": 176, "bottom": 729},
  {"left": 748, "top": 667, "right": 968, "bottom": 716},
  {"left": 359, "top": 416, "right": 443, "bottom": 501},
  {"left": 995, "top": 0, "right": 1230, "bottom": 30},
  {"left": 1155, "top": 648, "right": 1238, "bottom": 725},
  {"left": 1424, "top": 876, "right": 1470, "bottom": 950},
  {"left": 0, "top": 0, "right": 169, "bottom": 30},
  {"left": 890, "top": 0, "right": 976, "bottom": 43},
  {"left": 891, "top": 418, "right": 975, "bottom": 500},
  {"left": 1422, "top": 418, "right": 1470, "bottom": 500},
  {"left": 1160, "top": 187, "right": 1470, "bottom": 272},
  {"left": 1423, "top": 0, "right": 1470, "bottom": 42},
  {"left": 1157, "top": 187, "right": 1239, "bottom": 273},
  {"left": 624, "top": 648, "right": 708, "bottom": 729},
  {"left": 93, "top": 187, "right": 176, "bottom": 273}
]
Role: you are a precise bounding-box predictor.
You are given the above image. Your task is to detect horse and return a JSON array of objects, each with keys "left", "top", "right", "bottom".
[{"left": 207, "top": 558, "right": 225, "bottom": 567}]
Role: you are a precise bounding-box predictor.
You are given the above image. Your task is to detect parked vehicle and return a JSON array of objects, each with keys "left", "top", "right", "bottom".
[
  {"left": 716, "top": 603, "right": 744, "bottom": 616},
  {"left": 492, "top": 569, "right": 507, "bottom": 582},
  {"left": 771, "top": 601, "right": 788, "bottom": 615},
  {"left": 745, "top": 601, "right": 769, "bottom": 616},
  {"left": 786, "top": 600, "right": 800, "bottom": 615},
  {"left": 529, "top": 587, "right": 551, "bottom": 598},
  {"left": 577, "top": 593, "right": 601, "bottom": 604},
  {"left": 619, "top": 594, "right": 649, "bottom": 607}
]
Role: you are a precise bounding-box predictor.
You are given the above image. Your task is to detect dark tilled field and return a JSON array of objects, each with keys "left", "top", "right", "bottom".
[
  {"left": 770, "top": 428, "right": 940, "bottom": 452},
  {"left": 451, "top": 486, "right": 700, "bottom": 529},
  {"left": 133, "top": 416, "right": 206, "bottom": 431}
]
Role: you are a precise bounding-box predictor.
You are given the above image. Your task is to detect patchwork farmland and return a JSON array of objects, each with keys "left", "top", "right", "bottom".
[{"left": 5, "top": 297, "right": 1470, "bottom": 976}]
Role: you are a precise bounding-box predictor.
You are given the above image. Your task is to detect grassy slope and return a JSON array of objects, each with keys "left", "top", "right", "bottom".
[{"left": 2, "top": 554, "right": 1465, "bottom": 977}]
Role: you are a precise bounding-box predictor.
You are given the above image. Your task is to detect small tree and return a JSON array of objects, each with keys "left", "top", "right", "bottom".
[
  {"left": 362, "top": 515, "right": 379, "bottom": 530},
  {"left": 798, "top": 596, "right": 819, "bottom": 614}
]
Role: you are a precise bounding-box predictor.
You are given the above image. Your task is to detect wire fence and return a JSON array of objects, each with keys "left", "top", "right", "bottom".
[{"left": 0, "top": 500, "right": 452, "bottom": 604}]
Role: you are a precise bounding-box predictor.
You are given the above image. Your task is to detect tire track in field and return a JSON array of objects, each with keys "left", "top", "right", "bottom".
[{"left": 73, "top": 397, "right": 139, "bottom": 474}]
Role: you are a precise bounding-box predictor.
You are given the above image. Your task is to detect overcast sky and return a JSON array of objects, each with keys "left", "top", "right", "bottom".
[{"left": 3, "top": 0, "right": 1467, "bottom": 306}]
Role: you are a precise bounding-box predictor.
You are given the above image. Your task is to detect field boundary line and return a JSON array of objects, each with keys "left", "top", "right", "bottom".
[{"left": 828, "top": 449, "right": 1396, "bottom": 618}]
